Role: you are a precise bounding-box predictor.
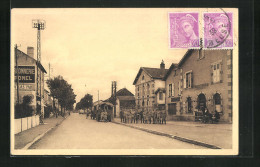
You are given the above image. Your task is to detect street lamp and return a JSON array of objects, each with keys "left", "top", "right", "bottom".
[{"left": 32, "top": 19, "right": 45, "bottom": 116}]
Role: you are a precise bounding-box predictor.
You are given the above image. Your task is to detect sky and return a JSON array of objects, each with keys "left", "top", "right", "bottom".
[{"left": 11, "top": 8, "right": 188, "bottom": 103}]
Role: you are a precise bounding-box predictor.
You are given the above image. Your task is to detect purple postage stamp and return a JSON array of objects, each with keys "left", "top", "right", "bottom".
[
  {"left": 169, "top": 12, "right": 200, "bottom": 49},
  {"left": 204, "top": 12, "right": 233, "bottom": 49}
]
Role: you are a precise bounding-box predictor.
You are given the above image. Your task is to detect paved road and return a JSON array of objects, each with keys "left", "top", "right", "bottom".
[{"left": 29, "top": 113, "right": 204, "bottom": 149}]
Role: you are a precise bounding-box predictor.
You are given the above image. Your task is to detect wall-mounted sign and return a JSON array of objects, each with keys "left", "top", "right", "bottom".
[
  {"left": 15, "top": 84, "right": 35, "bottom": 91},
  {"left": 15, "top": 66, "right": 35, "bottom": 83},
  {"left": 171, "top": 97, "right": 180, "bottom": 102}
]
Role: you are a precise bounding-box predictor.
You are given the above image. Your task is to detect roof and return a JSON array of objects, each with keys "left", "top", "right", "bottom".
[
  {"left": 104, "top": 88, "right": 135, "bottom": 104},
  {"left": 133, "top": 67, "right": 168, "bottom": 85},
  {"left": 17, "top": 49, "right": 47, "bottom": 73},
  {"left": 117, "top": 96, "right": 135, "bottom": 101},
  {"left": 116, "top": 88, "right": 134, "bottom": 96},
  {"left": 178, "top": 50, "right": 194, "bottom": 67},
  {"left": 163, "top": 63, "right": 178, "bottom": 80},
  {"left": 163, "top": 50, "right": 196, "bottom": 80}
]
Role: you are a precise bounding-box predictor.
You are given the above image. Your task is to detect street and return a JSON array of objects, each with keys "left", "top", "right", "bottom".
[{"left": 29, "top": 113, "right": 204, "bottom": 149}]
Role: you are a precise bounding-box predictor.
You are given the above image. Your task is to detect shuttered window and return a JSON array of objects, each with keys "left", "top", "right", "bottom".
[
  {"left": 211, "top": 61, "right": 223, "bottom": 84},
  {"left": 169, "top": 84, "right": 172, "bottom": 97},
  {"left": 184, "top": 71, "right": 193, "bottom": 88}
]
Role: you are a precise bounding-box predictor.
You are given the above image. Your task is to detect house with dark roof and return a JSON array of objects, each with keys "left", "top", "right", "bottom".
[
  {"left": 133, "top": 60, "right": 168, "bottom": 110},
  {"left": 163, "top": 49, "right": 233, "bottom": 123},
  {"left": 15, "top": 47, "right": 47, "bottom": 116},
  {"left": 105, "top": 88, "right": 135, "bottom": 116}
]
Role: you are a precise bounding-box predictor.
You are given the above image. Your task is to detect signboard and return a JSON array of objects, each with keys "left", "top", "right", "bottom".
[
  {"left": 171, "top": 97, "right": 180, "bottom": 102},
  {"left": 15, "top": 84, "right": 35, "bottom": 91},
  {"left": 15, "top": 66, "right": 35, "bottom": 83}
]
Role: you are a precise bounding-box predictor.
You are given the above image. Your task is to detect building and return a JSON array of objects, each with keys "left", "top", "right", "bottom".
[
  {"left": 133, "top": 60, "right": 168, "bottom": 110},
  {"left": 164, "top": 49, "right": 233, "bottom": 123},
  {"left": 164, "top": 63, "right": 182, "bottom": 117},
  {"left": 14, "top": 47, "right": 47, "bottom": 116},
  {"left": 105, "top": 88, "right": 135, "bottom": 116}
]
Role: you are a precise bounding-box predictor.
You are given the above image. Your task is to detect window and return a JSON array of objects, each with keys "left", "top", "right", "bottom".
[
  {"left": 184, "top": 72, "right": 193, "bottom": 88},
  {"left": 142, "top": 75, "right": 144, "bottom": 80},
  {"left": 187, "top": 97, "right": 192, "bottom": 113},
  {"left": 199, "top": 49, "right": 205, "bottom": 59},
  {"left": 147, "top": 95, "right": 149, "bottom": 105},
  {"left": 168, "top": 84, "right": 172, "bottom": 97},
  {"left": 212, "top": 62, "right": 221, "bottom": 83},
  {"left": 159, "top": 92, "right": 163, "bottom": 100}
]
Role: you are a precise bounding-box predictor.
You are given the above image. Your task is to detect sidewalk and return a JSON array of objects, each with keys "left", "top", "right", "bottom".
[
  {"left": 15, "top": 115, "right": 68, "bottom": 149},
  {"left": 113, "top": 117, "right": 232, "bottom": 149}
]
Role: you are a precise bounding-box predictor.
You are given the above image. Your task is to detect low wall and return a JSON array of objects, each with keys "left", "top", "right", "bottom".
[{"left": 14, "top": 115, "right": 40, "bottom": 134}]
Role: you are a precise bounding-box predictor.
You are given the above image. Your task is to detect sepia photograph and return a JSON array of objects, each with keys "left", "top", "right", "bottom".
[{"left": 10, "top": 8, "right": 238, "bottom": 155}]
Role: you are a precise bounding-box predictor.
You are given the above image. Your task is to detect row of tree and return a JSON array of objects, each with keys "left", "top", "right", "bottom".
[
  {"left": 46, "top": 75, "right": 76, "bottom": 116},
  {"left": 75, "top": 94, "right": 93, "bottom": 112}
]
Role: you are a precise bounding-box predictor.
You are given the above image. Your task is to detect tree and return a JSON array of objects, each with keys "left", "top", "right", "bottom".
[
  {"left": 15, "top": 95, "right": 34, "bottom": 119},
  {"left": 46, "top": 75, "right": 76, "bottom": 117},
  {"left": 76, "top": 94, "right": 93, "bottom": 111}
]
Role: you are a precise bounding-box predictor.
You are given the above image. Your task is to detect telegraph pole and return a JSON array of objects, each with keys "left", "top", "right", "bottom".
[
  {"left": 112, "top": 81, "right": 117, "bottom": 117},
  {"left": 32, "top": 19, "right": 45, "bottom": 116}
]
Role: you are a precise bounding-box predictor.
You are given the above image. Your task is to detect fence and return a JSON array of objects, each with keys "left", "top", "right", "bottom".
[{"left": 14, "top": 115, "right": 40, "bottom": 134}]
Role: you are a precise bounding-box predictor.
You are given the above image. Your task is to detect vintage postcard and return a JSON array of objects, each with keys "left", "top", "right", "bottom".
[{"left": 10, "top": 8, "right": 238, "bottom": 155}]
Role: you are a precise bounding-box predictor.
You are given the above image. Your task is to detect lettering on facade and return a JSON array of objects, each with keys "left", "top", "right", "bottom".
[
  {"left": 15, "top": 84, "right": 35, "bottom": 91},
  {"left": 194, "top": 83, "right": 209, "bottom": 89},
  {"left": 15, "top": 66, "right": 35, "bottom": 83}
]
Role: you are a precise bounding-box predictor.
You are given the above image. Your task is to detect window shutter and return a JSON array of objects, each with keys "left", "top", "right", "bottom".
[
  {"left": 220, "top": 61, "right": 223, "bottom": 83},
  {"left": 220, "top": 97, "right": 223, "bottom": 113},
  {"left": 191, "top": 72, "right": 193, "bottom": 88},
  {"left": 183, "top": 101, "right": 186, "bottom": 113},
  {"left": 183, "top": 74, "right": 186, "bottom": 88},
  {"left": 210, "top": 65, "right": 214, "bottom": 84},
  {"left": 173, "top": 83, "right": 175, "bottom": 96}
]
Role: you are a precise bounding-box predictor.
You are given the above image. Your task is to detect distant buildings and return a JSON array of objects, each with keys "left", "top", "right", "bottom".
[
  {"left": 133, "top": 50, "right": 233, "bottom": 123},
  {"left": 105, "top": 88, "right": 135, "bottom": 116},
  {"left": 133, "top": 60, "right": 168, "bottom": 110}
]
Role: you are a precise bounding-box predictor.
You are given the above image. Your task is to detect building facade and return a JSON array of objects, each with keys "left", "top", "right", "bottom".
[
  {"left": 133, "top": 61, "right": 168, "bottom": 110},
  {"left": 164, "top": 49, "right": 233, "bottom": 123},
  {"left": 14, "top": 47, "right": 47, "bottom": 116},
  {"left": 106, "top": 88, "right": 135, "bottom": 116}
]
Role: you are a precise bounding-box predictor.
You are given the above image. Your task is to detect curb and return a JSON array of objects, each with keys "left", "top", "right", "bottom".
[
  {"left": 22, "top": 115, "right": 69, "bottom": 150},
  {"left": 112, "top": 121, "right": 221, "bottom": 149}
]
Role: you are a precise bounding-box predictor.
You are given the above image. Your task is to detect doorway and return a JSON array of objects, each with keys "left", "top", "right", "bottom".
[
  {"left": 168, "top": 103, "right": 177, "bottom": 115},
  {"left": 197, "top": 93, "right": 206, "bottom": 113}
]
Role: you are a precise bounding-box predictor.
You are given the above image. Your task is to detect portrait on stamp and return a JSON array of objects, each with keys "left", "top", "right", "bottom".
[
  {"left": 169, "top": 12, "right": 200, "bottom": 49},
  {"left": 204, "top": 12, "right": 233, "bottom": 49}
]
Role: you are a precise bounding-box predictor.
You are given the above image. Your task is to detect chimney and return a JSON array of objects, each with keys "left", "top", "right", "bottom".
[
  {"left": 27, "top": 47, "right": 34, "bottom": 58},
  {"left": 160, "top": 60, "right": 165, "bottom": 69}
]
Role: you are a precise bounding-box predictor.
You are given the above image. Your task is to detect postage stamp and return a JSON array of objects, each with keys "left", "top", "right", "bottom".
[
  {"left": 203, "top": 12, "right": 233, "bottom": 49},
  {"left": 169, "top": 12, "right": 200, "bottom": 49}
]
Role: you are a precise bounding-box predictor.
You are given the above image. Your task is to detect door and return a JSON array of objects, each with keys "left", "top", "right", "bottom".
[{"left": 168, "top": 103, "right": 177, "bottom": 115}]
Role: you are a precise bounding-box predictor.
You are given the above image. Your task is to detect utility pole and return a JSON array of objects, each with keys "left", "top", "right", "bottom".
[
  {"left": 32, "top": 19, "right": 45, "bottom": 116},
  {"left": 15, "top": 44, "right": 19, "bottom": 104},
  {"left": 112, "top": 81, "right": 117, "bottom": 117}
]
